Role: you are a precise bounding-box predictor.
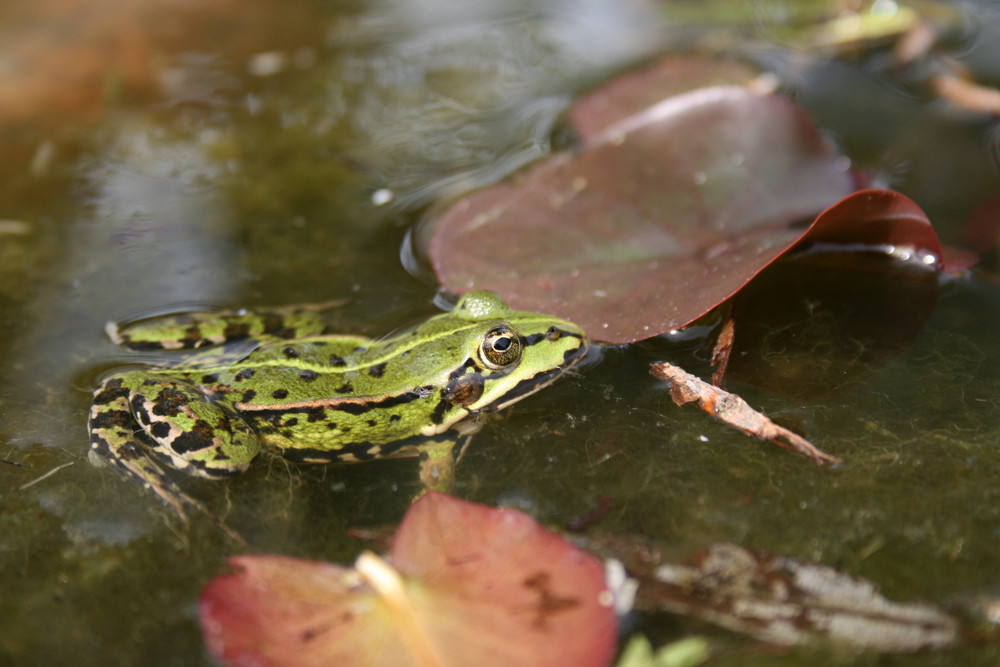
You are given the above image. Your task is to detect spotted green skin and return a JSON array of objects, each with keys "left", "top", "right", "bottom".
[{"left": 88, "top": 291, "right": 588, "bottom": 522}]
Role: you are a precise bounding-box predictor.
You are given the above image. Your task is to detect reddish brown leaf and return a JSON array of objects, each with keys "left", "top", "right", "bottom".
[
  {"left": 795, "top": 188, "right": 941, "bottom": 262},
  {"left": 429, "top": 57, "right": 944, "bottom": 345},
  {"left": 567, "top": 57, "right": 760, "bottom": 142},
  {"left": 430, "top": 81, "right": 855, "bottom": 344},
  {"left": 200, "top": 492, "right": 617, "bottom": 667},
  {"left": 386, "top": 492, "right": 618, "bottom": 666}
]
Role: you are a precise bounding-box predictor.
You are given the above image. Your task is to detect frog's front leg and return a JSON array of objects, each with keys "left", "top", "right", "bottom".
[
  {"left": 417, "top": 432, "right": 475, "bottom": 493},
  {"left": 88, "top": 373, "right": 259, "bottom": 523}
]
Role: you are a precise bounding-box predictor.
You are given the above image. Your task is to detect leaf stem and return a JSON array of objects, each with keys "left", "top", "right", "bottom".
[{"left": 355, "top": 551, "right": 445, "bottom": 667}]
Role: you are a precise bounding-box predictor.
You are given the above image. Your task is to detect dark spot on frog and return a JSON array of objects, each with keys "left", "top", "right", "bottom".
[
  {"left": 91, "top": 377, "right": 126, "bottom": 404},
  {"left": 200, "top": 373, "right": 220, "bottom": 384},
  {"left": 366, "top": 418, "right": 377, "bottom": 427},
  {"left": 299, "top": 369, "right": 319, "bottom": 382},
  {"left": 117, "top": 440, "right": 144, "bottom": 460},
  {"left": 130, "top": 395, "right": 150, "bottom": 425},
  {"left": 149, "top": 421, "right": 172, "bottom": 440},
  {"left": 260, "top": 314, "right": 297, "bottom": 339},
  {"left": 330, "top": 391, "right": 423, "bottom": 415},
  {"left": 368, "top": 362, "right": 387, "bottom": 378},
  {"left": 429, "top": 399, "right": 451, "bottom": 425},
  {"left": 151, "top": 388, "right": 190, "bottom": 417},
  {"left": 523, "top": 331, "right": 550, "bottom": 346},
  {"left": 90, "top": 409, "right": 134, "bottom": 431},
  {"left": 329, "top": 355, "right": 346, "bottom": 367},
  {"left": 272, "top": 389, "right": 289, "bottom": 400},
  {"left": 262, "top": 314, "right": 284, "bottom": 333},
  {"left": 389, "top": 414, "right": 401, "bottom": 424},
  {"left": 284, "top": 417, "right": 299, "bottom": 427},
  {"left": 326, "top": 422, "right": 339, "bottom": 430},
  {"left": 182, "top": 325, "right": 203, "bottom": 345},
  {"left": 241, "top": 389, "right": 257, "bottom": 403},
  {"left": 306, "top": 406, "right": 326, "bottom": 422},
  {"left": 235, "top": 368, "right": 255, "bottom": 382},
  {"left": 283, "top": 346, "right": 300, "bottom": 359},
  {"left": 336, "top": 383, "right": 354, "bottom": 394},
  {"left": 170, "top": 420, "right": 218, "bottom": 454},
  {"left": 222, "top": 322, "right": 251, "bottom": 340}
]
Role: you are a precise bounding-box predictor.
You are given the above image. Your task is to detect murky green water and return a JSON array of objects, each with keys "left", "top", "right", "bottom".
[{"left": 2, "top": 1, "right": 1000, "bottom": 665}]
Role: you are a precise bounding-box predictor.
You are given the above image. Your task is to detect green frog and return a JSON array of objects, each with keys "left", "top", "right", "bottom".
[{"left": 88, "top": 291, "right": 588, "bottom": 524}]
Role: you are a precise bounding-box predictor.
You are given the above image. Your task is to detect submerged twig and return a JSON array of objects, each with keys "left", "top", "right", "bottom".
[
  {"left": 650, "top": 361, "right": 840, "bottom": 465},
  {"left": 19, "top": 461, "right": 74, "bottom": 490}
]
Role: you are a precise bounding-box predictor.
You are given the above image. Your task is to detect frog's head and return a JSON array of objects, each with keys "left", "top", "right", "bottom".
[{"left": 439, "top": 290, "right": 589, "bottom": 415}]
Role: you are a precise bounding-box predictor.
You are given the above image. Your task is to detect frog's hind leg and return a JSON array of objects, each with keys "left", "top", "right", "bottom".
[
  {"left": 89, "top": 374, "right": 259, "bottom": 537},
  {"left": 89, "top": 377, "right": 205, "bottom": 522},
  {"left": 108, "top": 305, "right": 334, "bottom": 351}
]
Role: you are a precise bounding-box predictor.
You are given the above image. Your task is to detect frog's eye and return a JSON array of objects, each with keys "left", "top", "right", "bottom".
[{"left": 479, "top": 325, "right": 521, "bottom": 369}]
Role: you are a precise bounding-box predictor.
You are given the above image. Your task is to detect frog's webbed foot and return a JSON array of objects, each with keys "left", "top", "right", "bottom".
[{"left": 88, "top": 428, "right": 244, "bottom": 544}]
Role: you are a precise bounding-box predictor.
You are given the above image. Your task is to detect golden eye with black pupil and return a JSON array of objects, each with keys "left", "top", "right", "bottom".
[{"left": 479, "top": 325, "right": 521, "bottom": 369}]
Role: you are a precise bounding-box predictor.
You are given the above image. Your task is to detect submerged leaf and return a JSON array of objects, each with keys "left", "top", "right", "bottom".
[
  {"left": 200, "top": 492, "right": 617, "bottom": 667},
  {"left": 587, "top": 536, "right": 962, "bottom": 654},
  {"left": 645, "top": 543, "right": 960, "bottom": 652}
]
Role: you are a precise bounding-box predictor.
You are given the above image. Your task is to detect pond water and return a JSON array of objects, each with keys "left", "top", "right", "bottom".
[{"left": 2, "top": 1, "right": 1000, "bottom": 665}]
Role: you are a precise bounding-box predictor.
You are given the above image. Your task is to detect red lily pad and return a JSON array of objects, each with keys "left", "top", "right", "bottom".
[
  {"left": 429, "top": 60, "right": 943, "bottom": 344},
  {"left": 200, "top": 492, "right": 616, "bottom": 667}
]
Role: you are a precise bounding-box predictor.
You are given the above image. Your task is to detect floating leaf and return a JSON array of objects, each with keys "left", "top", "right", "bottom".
[
  {"left": 200, "top": 492, "right": 617, "bottom": 667},
  {"left": 566, "top": 57, "right": 760, "bottom": 142},
  {"left": 430, "top": 59, "right": 943, "bottom": 344},
  {"left": 614, "top": 635, "right": 709, "bottom": 667},
  {"left": 431, "top": 79, "right": 855, "bottom": 344}
]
